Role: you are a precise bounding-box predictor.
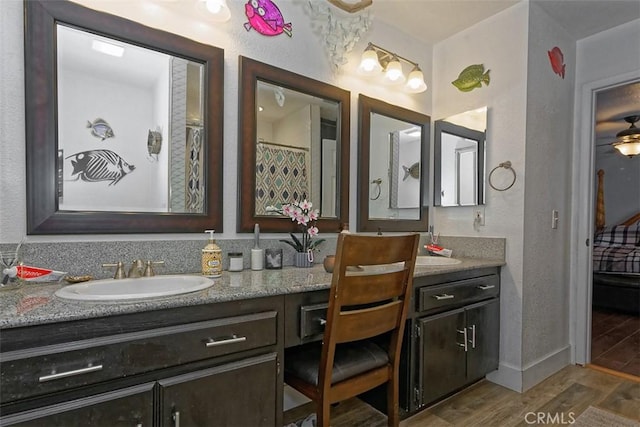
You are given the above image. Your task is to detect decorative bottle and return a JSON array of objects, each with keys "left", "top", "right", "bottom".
[{"left": 202, "top": 230, "right": 222, "bottom": 278}]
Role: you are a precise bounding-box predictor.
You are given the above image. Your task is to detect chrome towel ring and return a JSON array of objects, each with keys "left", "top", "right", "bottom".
[{"left": 488, "top": 161, "right": 516, "bottom": 191}]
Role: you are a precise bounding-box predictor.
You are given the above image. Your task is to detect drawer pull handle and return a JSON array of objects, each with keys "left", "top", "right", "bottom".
[
  {"left": 173, "top": 411, "right": 180, "bottom": 427},
  {"left": 477, "top": 284, "right": 495, "bottom": 290},
  {"left": 38, "top": 364, "right": 103, "bottom": 382},
  {"left": 432, "top": 293, "right": 454, "bottom": 300},
  {"left": 318, "top": 318, "right": 327, "bottom": 326},
  {"left": 205, "top": 335, "right": 247, "bottom": 347}
]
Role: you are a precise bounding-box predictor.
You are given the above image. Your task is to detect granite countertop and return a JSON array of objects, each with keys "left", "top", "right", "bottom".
[{"left": 0, "top": 258, "right": 504, "bottom": 329}]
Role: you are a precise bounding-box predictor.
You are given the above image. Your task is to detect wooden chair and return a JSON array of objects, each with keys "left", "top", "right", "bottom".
[{"left": 284, "top": 233, "right": 420, "bottom": 427}]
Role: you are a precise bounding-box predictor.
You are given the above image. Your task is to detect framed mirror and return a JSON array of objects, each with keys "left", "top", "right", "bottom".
[
  {"left": 357, "top": 95, "right": 430, "bottom": 232},
  {"left": 25, "top": 0, "right": 224, "bottom": 234},
  {"left": 434, "top": 107, "right": 487, "bottom": 207},
  {"left": 238, "top": 56, "right": 350, "bottom": 233}
]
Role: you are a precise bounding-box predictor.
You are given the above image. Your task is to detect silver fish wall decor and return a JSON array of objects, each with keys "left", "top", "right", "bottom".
[
  {"left": 402, "top": 162, "right": 420, "bottom": 181},
  {"left": 67, "top": 149, "right": 135, "bottom": 186},
  {"left": 86, "top": 118, "right": 115, "bottom": 141}
]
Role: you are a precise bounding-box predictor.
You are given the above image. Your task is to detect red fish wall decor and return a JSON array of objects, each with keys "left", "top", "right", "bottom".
[
  {"left": 244, "top": 0, "right": 292, "bottom": 37},
  {"left": 547, "top": 46, "right": 565, "bottom": 79}
]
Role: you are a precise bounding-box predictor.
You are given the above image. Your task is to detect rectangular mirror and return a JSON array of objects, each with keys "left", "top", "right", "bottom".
[
  {"left": 434, "top": 107, "right": 487, "bottom": 207},
  {"left": 25, "top": 0, "right": 224, "bottom": 234},
  {"left": 358, "top": 95, "right": 430, "bottom": 232},
  {"left": 238, "top": 56, "right": 350, "bottom": 233}
]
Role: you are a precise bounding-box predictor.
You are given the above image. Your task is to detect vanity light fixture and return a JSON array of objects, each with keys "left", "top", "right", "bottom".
[
  {"left": 201, "top": 0, "right": 231, "bottom": 22},
  {"left": 612, "top": 115, "right": 640, "bottom": 158},
  {"left": 358, "top": 42, "right": 427, "bottom": 93},
  {"left": 91, "top": 39, "right": 124, "bottom": 57}
]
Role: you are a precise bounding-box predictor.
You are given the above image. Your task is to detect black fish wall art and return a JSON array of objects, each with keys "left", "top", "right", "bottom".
[
  {"left": 66, "top": 149, "right": 135, "bottom": 186},
  {"left": 86, "top": 118, "right": 115, "bottom": 141}
]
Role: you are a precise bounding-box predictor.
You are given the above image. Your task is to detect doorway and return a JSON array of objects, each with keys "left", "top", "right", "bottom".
[{"left": 572, "top": 72, "right": 640, "bottom": 375}]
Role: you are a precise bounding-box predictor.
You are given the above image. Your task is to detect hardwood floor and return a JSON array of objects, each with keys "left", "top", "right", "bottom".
[
  {"left": 591, "top": 308, "right": 640, "bottom": 377},
  {"left": 400, "top": 365, "right": 639, "bottom": 426},
  {"left": 283, "top": 365, "right": 640, "bottom": 426}
]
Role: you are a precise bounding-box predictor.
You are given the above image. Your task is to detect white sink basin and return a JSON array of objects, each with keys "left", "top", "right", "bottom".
[
  {"left": 55, "top": 275, "right": 215, "bottom": 302},
  {"left": 415, "top": 256, "right": 462, "bottom": 266}
]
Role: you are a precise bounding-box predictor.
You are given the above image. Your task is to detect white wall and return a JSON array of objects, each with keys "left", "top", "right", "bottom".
[
  {"left": 520, "top": 1, "right": 575, "bottom": 389},
  {"left": 433, "top": 3, "right": 529, "bottom": 390},
  {"left": 58, "top": 68, "right": 164, "bottom": 212}
]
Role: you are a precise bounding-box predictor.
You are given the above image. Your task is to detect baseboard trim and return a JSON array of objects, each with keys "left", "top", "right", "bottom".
[
  {"left": 487, "top": 345, "right": 572, "bottom": 392},
  {"left": 586, "top": 363, "right": 640, "bottom": 383}
]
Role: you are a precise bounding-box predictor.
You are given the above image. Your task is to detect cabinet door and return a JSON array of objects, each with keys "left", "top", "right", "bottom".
[
  {"left": 159, "top": 353, "right": 277, "bottom": 427},
  {"left": 418, "top": 308, "right": 467, "bottom": 406},
  {"left": 0, "top": 383, "right": 154, "bottom": 427},
  {"left": 466, "top": 299, "right": 500, "bottom": 382}
]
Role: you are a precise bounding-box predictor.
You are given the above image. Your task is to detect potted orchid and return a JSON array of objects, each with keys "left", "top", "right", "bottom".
[{"left": 266, "top": 199, "right": 325, "bottom": 267}]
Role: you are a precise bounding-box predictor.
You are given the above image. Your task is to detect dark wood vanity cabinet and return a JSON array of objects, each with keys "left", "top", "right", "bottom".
[
  {"left": 412, "top": 269, "right": 500, "bottom": 410},
  {"left": 0, "top": 297, "right": 282, "bottom": 427}
]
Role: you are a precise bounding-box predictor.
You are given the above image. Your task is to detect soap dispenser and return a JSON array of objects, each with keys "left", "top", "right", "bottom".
[{"left": 202, "top": 230, "right": 222, "bottom": 278}]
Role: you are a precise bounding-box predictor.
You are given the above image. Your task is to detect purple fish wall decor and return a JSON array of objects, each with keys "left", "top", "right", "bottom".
[
  {"left": 244, "top": 0, "right": 292, "bottom": 37},
  {"left": 547, "top": 46, "right": 565, "bottom": 79}
]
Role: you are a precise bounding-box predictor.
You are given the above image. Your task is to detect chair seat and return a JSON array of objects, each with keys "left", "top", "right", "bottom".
[{"left": 285, "top": 341, "right": 389, "bottom": 386}]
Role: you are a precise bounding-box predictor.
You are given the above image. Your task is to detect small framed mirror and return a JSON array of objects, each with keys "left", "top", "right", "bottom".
[
  {"left": 357, "top": 95, "right": 430, "bottom": 232},
  {"left": 238, "top": 56, "right": 350, "bottom": 233},
  {"left": 25, "top": 0, "right": 224, "bottom": 234},
  {"left": 433, "top": 107, "right": 487, "bottom": 207}
]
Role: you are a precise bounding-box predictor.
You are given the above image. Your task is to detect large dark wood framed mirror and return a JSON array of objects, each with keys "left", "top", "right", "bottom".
[
  {"left": 357, "top": 95, "right": 430, "bottom": 232},
  {"left": 25, "top": 0, "right": 224, "bottom": 234},
  {"left": 237, "top": 56, "right": 350, "bottom": 233},
  {"left": 433, "top": 107, "right": 487, "bottom": 207}
]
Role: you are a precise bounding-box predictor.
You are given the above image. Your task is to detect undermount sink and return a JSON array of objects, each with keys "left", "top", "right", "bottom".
[
  {"left": 414, "top": 256, "right": 462, "bottom": 266},
  {"left": 55, "top": 275, "right": 215, "bottom": 302}
]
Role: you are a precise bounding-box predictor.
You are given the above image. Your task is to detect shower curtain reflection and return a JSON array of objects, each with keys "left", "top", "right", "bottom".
[{"left": 186, "top": 126, "right": 204, "bottom": 212}]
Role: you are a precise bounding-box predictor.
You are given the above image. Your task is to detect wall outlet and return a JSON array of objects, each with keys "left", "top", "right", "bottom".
[{"left": 474, "top": 208, "right": 485, "bottom": 226}]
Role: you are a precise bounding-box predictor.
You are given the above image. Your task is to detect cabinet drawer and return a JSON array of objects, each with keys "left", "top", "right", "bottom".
[
  {"left": 418, "top": 275, "right": 499, "bottom": 313},
  {"left": 300, "top": 303, "right": 328, "bottom": 340},
  {"left": 1, "top": 311, "right": 277, "bottom": 403}
]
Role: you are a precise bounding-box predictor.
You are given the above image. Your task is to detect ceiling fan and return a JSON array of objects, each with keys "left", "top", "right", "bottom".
[{"left": 596, "top": 114, "right": 640, "bottom": 158}]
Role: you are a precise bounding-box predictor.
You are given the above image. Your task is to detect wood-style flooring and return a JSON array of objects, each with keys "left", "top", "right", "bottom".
[
  {"left": 591, "top": 308, "right": 640, "bottom": 377},
  {"left": 283, "top": 365, "right": 640, "bottom": 426}
]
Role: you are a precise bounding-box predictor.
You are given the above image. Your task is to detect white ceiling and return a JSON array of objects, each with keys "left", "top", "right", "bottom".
[{"left": 370, "top": 0, "right": 640, "bottom": 45}]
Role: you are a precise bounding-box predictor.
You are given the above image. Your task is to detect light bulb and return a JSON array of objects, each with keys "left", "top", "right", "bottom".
[
  {"left": 404, "top": 67, "right": 427, "bottom": 93},
  {"left": 204, "top": 0, "right": 230, "bottom": 22},
  {"left": 358, "top": 49, "right": 381, "bottom": 75},
  {"left": 383, "top": 59, "right": 405, "bottom": 85}
]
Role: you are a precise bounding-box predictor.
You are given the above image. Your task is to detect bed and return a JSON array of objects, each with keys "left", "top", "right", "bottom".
[{"left": 592, "top": 170, "right": 640, "bottom": 314}]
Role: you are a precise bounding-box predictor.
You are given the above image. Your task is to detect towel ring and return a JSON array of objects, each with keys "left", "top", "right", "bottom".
[{"left": 488, "top": 161, "right": 516, "bottom": 191}]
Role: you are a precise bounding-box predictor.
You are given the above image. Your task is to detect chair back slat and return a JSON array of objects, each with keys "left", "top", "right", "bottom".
[
  {"left": 338, "top": 236, "right": 417, "bottom": 267},
  {"left": 339, "top": 269, "right": 409, "bottom": 306},
  {"left": 334, "top": 301, "right": 403, "bottom": 343}
]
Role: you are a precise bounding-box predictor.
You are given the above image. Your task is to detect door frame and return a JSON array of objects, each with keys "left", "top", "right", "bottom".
[{"left": 571, "top": 70, "right": 640, "bottom": 365}]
